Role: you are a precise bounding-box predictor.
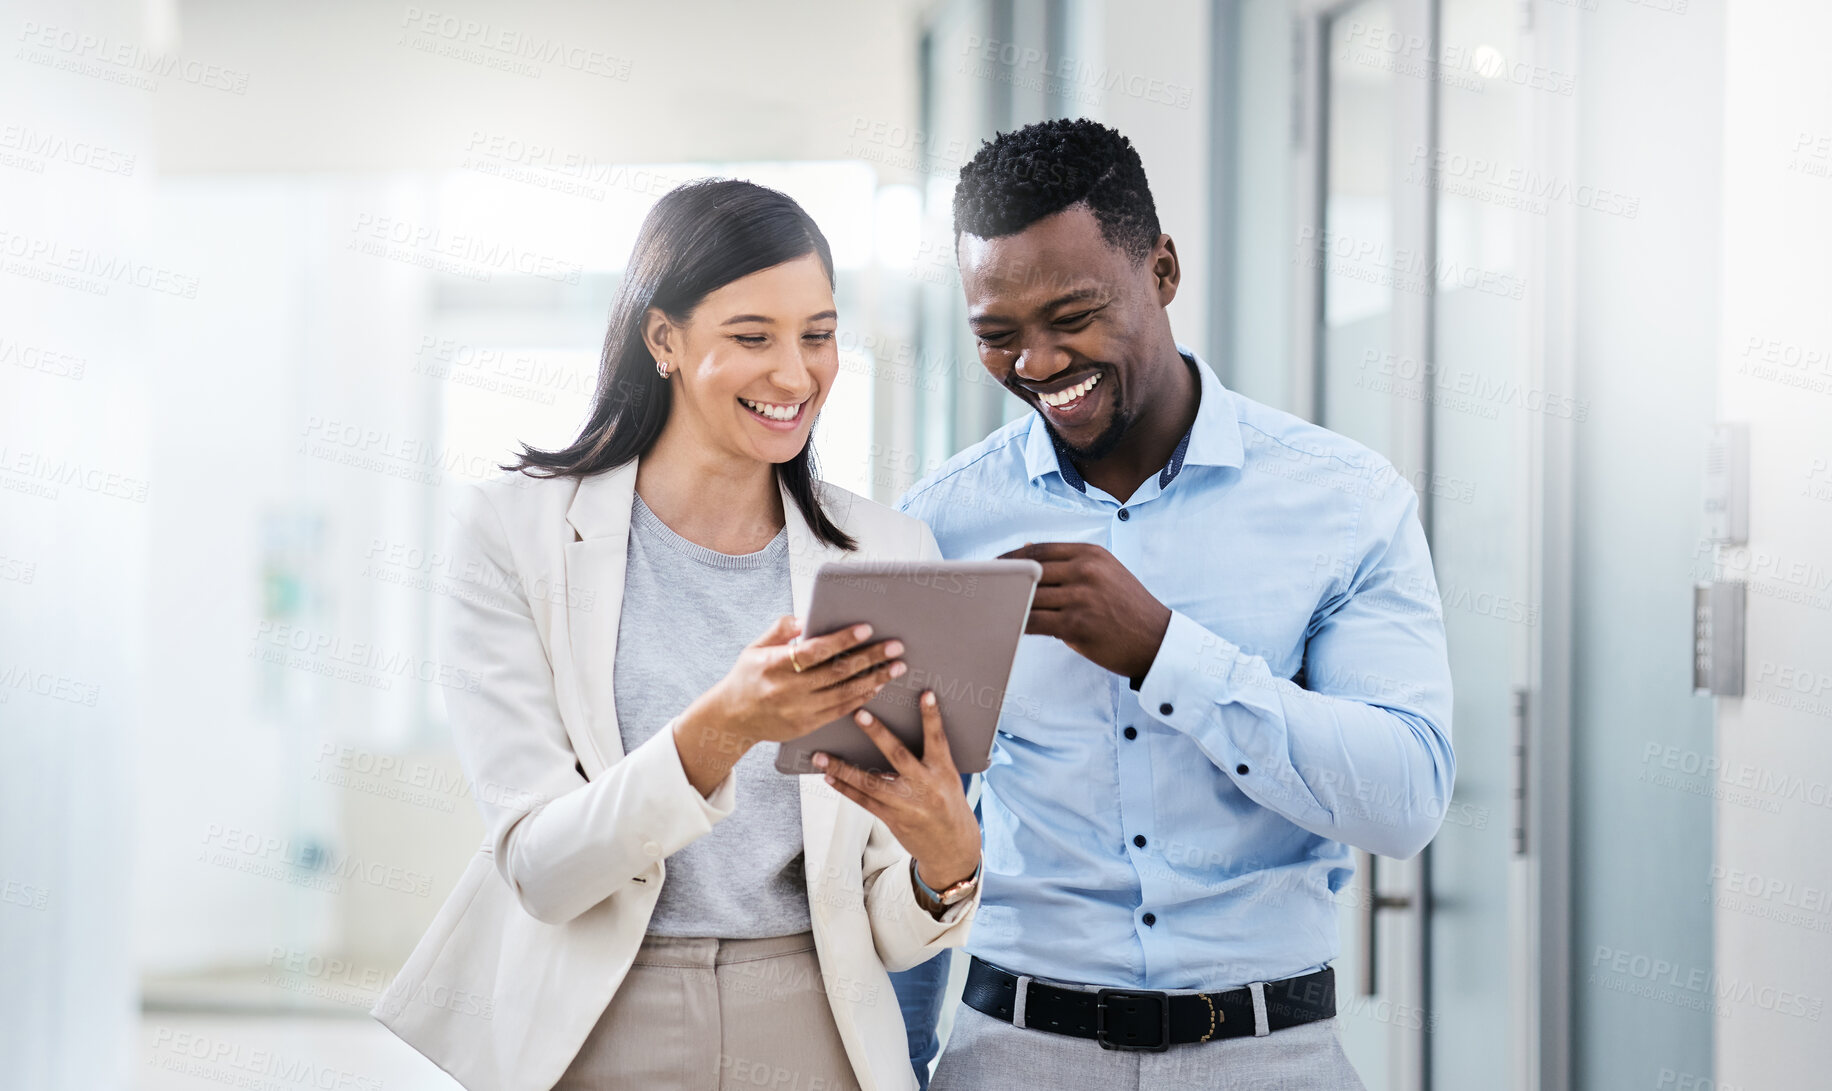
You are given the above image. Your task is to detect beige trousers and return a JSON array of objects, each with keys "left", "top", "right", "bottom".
[{"left": 552, "top": 931, "right": 864, "bottom": 1091}]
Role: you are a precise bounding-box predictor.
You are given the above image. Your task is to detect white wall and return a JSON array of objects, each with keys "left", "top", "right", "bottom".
[
  {"left": 159, "top": 0, "right": 925, "bottom": 176},
  {"left": 0, "top": 0, "right": 154, "bottom": 1084},
  {"left": 133, "top": 176, "right": 457, "bottom": 975},
  {"left": 1713, "top": 2, "right": 1832, "bottom": 1084}
]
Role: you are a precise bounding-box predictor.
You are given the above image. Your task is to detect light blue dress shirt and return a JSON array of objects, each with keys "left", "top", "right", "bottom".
[{"left": 895, "top": 347, "right": 1454, "bottom": 995}]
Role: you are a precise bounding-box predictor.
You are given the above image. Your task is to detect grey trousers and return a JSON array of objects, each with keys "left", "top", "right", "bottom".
[
  {"left": 930, "top": 1001, "right": 1368, "bottom": 1091},
  {"left": 552, "top": 931, "right": 863, "bottom": 1091}
]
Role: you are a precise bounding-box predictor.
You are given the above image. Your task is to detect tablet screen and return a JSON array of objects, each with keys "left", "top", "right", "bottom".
[{"left": 774, "top": 559, "right": 1041, "bottom": 776}]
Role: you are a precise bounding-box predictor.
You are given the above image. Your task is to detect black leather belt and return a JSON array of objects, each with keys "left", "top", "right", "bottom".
[{"left": 961, "top": 957, "right": 1336, "bottom": 1052}]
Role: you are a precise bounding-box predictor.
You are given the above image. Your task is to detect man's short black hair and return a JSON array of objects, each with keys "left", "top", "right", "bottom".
[{"left": 952, "top": 117, "right": 1161, "bottom": 263}]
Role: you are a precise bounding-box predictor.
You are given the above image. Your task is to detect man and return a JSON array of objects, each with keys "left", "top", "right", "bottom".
[{"left": 888, "top": 119, "right": 1455, "bottom": 1088}]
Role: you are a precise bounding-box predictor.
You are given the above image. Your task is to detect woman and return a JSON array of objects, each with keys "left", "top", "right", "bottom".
[{"left": 374, "top": 180, "right": 982, "bottom": 1091}]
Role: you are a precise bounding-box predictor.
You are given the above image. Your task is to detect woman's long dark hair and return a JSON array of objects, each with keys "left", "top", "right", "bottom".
[{"left": 508, "top": 178, "right": 857, "bottom": 551}]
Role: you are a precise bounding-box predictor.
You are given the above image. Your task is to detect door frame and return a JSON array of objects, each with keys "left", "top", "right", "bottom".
[{"left": 1516, "top": 5, "right": 1578, "bottom": 1089}]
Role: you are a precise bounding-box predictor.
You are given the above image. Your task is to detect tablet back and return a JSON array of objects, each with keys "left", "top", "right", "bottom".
[{"left": 774, "top": 559, "right": 1041, "bottom": 777}]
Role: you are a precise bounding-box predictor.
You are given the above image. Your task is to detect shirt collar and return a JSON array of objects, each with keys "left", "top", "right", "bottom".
[{"left": 1021, "top": 344, "right": 1244, "bottom": 493}]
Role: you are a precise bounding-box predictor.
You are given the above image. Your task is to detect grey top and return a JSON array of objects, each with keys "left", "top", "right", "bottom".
[{"left": 614, "top": 491, "right": 810, "bottom": 938}]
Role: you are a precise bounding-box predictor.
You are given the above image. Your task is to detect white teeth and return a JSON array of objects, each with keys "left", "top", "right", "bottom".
[
  {"left": 1040, "top": 372, "right": 1101, "bottom": 408},
  {"left": 741, "top": 397, "right": 801, "bottom": 421}
]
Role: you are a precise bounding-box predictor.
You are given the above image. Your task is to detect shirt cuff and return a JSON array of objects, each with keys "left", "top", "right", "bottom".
[
  {"left": 1136, "top": 609, "right": 1240, "bottom": 731},
  {"left": 1136, "top": 612, "right": 1298, "bottom": 799}
]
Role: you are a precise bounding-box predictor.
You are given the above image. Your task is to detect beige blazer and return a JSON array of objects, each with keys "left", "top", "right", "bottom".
[{"left": 372, "top": 458, "right": 978, "bottom": 1091}]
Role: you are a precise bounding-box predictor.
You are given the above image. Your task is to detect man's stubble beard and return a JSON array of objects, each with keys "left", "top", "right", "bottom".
[{"left": 1033, "top": 375, "right": 1129, "bottom": 464}]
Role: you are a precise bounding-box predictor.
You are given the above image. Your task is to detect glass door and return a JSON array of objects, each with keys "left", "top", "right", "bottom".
[
  {"left": 1293, "top": 0, "right": 1538, "bottom": 1087},
  {"left": 1421, "top": 3, "right": 1536, "bottom": 1088},
  {"left": 1295, "top": 1, "right": 1433, "bottom": 1087}
]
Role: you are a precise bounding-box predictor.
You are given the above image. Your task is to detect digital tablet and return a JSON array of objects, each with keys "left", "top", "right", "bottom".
[{"left": 774, "top": 559, "right": 1042, "bottom": 777}]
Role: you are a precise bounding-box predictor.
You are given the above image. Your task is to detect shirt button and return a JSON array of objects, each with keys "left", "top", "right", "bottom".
[
  {"left": 642, "top": 840, "right": 662, "bottom": 857},
  {"left": 1159, "top": 702, "right": 1173, "bottom": 715},
  {"left": 1236, "top": 763, "right": 1250, "bottom": 776},
  {"left": 1123, "top": 726, "right": 1137, "bottom": 740},
  {"left": 1142, "top": 912, "right": 1157, "bottom": 927},
  {"left": 1133, "top": 834, "right": 1147, "bottom": 848},
  {"left": 1117, "top": 508, "right": 1130, "bottom": 521}
]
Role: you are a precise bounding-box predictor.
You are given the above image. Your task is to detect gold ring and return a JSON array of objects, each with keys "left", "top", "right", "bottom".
[{"left": 788, "top": 637, "right": 806, "bottom": 673}]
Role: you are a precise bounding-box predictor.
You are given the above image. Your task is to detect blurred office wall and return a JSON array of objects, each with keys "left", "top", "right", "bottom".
[
  {"left": 1714, "top": 3, "right": 1832, "bottom": 1086},
  {"left": 3, "top": 2, "right": 935, "bottom": 1086},
  {"left": 2, "top": 0, "right": 154, "bottom": 1084},
  {"left": 1565, "top": 4, "right": 1721, "bottom": 1088}
]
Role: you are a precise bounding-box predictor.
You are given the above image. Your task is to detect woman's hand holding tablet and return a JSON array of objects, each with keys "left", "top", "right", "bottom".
[
  {"left": 812, "top": 694, "right": 984, "bottom": 896},
  {"left": 670, "top": 614, "right": 907, "bottom": 796}
]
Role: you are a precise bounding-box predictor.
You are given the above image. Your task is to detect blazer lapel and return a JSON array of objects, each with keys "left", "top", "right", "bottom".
[
  {"left": 785, "top": 478, "right": 854, "bottom": 905},
  {"left": 561, "top": 459, "right": 640, "bottom": 779}
]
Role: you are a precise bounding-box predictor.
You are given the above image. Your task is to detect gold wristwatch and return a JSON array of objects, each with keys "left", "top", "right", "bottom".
[{"left": 911, "top": 858, "right": 982, "bottom": 916}]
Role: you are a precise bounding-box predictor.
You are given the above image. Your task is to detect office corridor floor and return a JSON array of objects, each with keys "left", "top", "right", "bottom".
[{"left": 139, "top": 1012, "right": 463, "bottom": 1091}]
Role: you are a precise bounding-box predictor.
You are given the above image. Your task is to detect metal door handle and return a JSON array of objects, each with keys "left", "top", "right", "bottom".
[{"left": 1357, "top": 851, "right": 1415, "bottom": 996}]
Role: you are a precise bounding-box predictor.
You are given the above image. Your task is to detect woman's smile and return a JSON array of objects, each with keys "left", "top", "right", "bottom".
[{"left": 738, "top": 395, "right": 809, "bottom": 429}]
